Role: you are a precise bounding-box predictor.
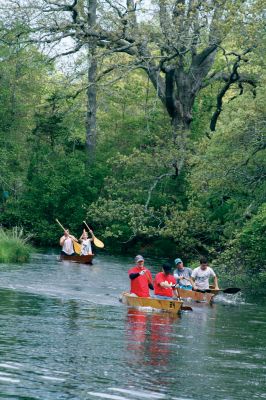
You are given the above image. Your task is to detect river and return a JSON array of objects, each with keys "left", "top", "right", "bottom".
[{"left": 0, "top": 252, "right": 265, "bottom": 400}]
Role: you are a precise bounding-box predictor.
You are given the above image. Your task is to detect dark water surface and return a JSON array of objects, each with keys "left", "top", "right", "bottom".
[{"left": 0, "top": 253, "right": 265, "bottom": 400}]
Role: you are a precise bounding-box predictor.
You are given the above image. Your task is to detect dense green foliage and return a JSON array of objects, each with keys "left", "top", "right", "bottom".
[
  {"left": 0, "top": 228, "right": 33, "bottom": 263},
  {"left": 0, "top": 6, "right": 265, "bottom": 289}
]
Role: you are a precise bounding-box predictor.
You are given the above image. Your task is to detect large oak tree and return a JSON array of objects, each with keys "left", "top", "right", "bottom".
[{"left": 1, "top": 0, "right": 261, "bottom": 168}]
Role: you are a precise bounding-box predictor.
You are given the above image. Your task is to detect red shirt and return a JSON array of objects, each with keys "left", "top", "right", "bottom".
[
  {"left": 128, "top": 266, "right": 153, "bottom": 297},
  {"left": 154, "top": 272, "right": 176, "bottom": 297}
]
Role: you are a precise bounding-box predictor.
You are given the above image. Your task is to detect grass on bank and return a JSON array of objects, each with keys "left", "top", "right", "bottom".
[{"left": 0, "top": 227, "right": 33, "bottom": 263}]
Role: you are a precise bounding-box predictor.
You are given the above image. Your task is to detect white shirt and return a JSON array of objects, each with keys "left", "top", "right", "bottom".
[
  {"left": 191, "top": 266, "right": 216, "bottom": 290},
  {"left": 81, "top": 239, "right": 93, "bottom": 255},
  {"left": 62, "top": 237, "right": 74, "bottom": 255}
]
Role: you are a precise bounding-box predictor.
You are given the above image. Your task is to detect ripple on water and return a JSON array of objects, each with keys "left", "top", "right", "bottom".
[
  {"left": 109, "top": 388, "right": 166, "bottom": 398},
  {"left": 39, "top": 375, "right": 66, "bottom": 382},
  {"left": 0, "top": 359, "right": 71, "bottom": 391},
  {"left": 0, "top": 362, "right": 22, "bottom": 385},
  {"left": 88, "top": 387, "right": 166, "bottom": 399},
  {"left": 218, "top": 360, "right": 265, "bottom": 370},
  {"left": 0, "top": 362, "right": 21, "bottom": 370},
  {"left": 0, "top": 375, "right": 20, "bottom": 383},
  {"left": 249, "top": 320, "right": 266, "bottom": 324},
  {"left": 218, "top": 349, "right": 245, "bottom": 354},
  {"left": 172, "top": 398, "right": 195, "bottom": 400}
]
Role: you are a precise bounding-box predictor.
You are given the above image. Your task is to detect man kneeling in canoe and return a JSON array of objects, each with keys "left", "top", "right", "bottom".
[
  {"left": 60, "top": 229, "right": 78, "bottom": 256},
  {"left": 153, "top": 263, "right": 179, "bottom": 299},
  {"left": 128, "top": 255, "right": 154, "bottom": 297}
]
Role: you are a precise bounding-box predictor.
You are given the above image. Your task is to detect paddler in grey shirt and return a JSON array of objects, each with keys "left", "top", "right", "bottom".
[{"left": 173, "top": 258, "right": 193, "bottom": 290}]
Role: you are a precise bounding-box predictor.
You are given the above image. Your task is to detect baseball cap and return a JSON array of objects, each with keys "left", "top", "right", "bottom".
[
  {"left": 174, "top": 258, "right": 182, "bottom": 265},
  {"left": 135, "top": 255, "right": 144, "bottom": 263}
]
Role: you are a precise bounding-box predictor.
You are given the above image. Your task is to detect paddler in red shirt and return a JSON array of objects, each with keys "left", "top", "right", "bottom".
[
  {"left": 128, "top": 255, "right": 154, "bottom": 297},
  {"left": 154, "top": 263, "right": 178, "bottom": 299}
]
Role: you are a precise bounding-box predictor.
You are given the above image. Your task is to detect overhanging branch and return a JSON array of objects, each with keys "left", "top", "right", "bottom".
[{"left": 210, "top": 49, "right": 257, "bottom": 132}]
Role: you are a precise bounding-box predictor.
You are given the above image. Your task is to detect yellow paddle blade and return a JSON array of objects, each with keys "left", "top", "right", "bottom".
[
  {"left": 82, "top": 221, "right": 104, "bottom": 248},
  {"left": 93, "top": 236, "right": 104, "bottom": 248},
  {"left": 73, "top": 240, "right": 81, "bottom": 254}
]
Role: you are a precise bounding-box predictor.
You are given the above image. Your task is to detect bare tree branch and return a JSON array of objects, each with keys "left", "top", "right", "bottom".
[
  {"left": 210, "top": 48, "right": 257, "bottom": 131},
  {"left": 145, "top": 172, "right": 173, "bottom": 211}
]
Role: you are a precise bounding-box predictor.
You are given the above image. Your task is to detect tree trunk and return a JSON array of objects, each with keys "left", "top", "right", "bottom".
[
  {"left": 171, "top": 115, "right": 189, "bottom": 176},
  {"left": 160, "top": 67, "right": 196, "bottom": 175},
  {"left": 86, "top": 0, "right": 97, "bottom": 162},
  {"left": 146, "top": 46, "right": 218, "bottom": 174}
]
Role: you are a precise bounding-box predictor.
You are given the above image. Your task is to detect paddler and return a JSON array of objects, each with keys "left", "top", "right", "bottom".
[
  {"left": 191, "top": 256, "right": 219, "bottom": 291},
  {"left": 79, "top": 229, "right": 94, "bottom": 255},
  {"left": 173, "top": 258, "right": 193, "bottom": 290},
  {"left": 153, "top": 263, "right": 179, "bottom": 299},
  {"left": 128, "top": 255, "right": 154, "bottom": 297},
  {"left": 60, "top": 229, "right": 78, "bottom": 256}
]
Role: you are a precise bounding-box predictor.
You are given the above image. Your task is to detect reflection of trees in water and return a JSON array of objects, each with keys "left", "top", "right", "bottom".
[
  {"left": 65, "top": 300, "right": 100, "bottom": 331},
  {"left": 0, "top": 288, "right": 57, "bottom": 316},
  {"left": 188, "top": 304, "right": 218, "bottom": 353},
  {"left": 66, "top": 300, "right": 80, "bottom": 331},
  {"left": 126, "top": 308, "right": 180, "bottom": 367}
]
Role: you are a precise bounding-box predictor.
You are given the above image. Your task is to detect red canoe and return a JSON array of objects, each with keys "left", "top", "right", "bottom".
[{"left": 59, "top": 254, "right": 94, "bottom": 264}]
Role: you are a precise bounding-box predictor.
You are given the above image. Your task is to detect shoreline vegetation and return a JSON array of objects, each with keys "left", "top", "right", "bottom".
[
  {"left": 0, "top": 227, "right": 33, "bottom": 264},
  {"left": 0, "top": 2, "right": 264, "bottom": 288}
]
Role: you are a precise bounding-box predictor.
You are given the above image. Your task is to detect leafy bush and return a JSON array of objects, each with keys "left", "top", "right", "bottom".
[{"left": 212, "top": 204, "right": 266, "bottom": 292}]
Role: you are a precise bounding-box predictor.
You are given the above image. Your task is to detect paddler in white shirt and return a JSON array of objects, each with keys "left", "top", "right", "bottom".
[
  {"left": 60, "top": 229, "right": 78, "bottom": 256},
  {"left": 191, "top": 257, "right": 219, "bottom": 291}
]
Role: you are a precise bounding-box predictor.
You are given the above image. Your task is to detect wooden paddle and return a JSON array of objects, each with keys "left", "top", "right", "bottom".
[
  {"left": 83, "top": 221, "right": 104, "bottom": 248},
  {"left": 195, "top": 287, "right": 241, "bottom": 294},
  {"left": 212, "top": 287, "right": 241, "bottom": 294},
  {"left": 56, "top": 219, "right": 81, "bottom": 254}
]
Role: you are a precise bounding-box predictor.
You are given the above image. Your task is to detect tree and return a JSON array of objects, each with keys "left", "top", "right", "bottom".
[
  {"left": 1, "top": 0, "right": 262, "bottom": 167},
  {"left": 0, "top": 28, "right": 51, "bottom": 212},
  {"left": 183, "top": 85, "right": 266, "bottom": 261}
]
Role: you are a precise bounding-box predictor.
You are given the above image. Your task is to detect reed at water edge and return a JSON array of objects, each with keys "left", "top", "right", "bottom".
[{"left": 0, "top": 227, "right": 33, "bottom": 263}]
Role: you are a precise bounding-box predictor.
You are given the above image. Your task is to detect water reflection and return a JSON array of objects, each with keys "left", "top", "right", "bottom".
[
  {"left": 149, "top": 313, "right": 179, "bottom": 367},
  {"left": 65, "top": 299, "right": 80, "bottom": 330},
  {"left": 126, "top": 308, "right": 180, "bottom": 367}
]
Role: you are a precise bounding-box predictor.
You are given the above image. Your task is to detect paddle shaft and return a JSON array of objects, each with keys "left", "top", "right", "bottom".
[
  {"left": 83, "top": 220, "right": 105, "bottom": 248},
  {"left": 56, "top": 219, "right": 80, "bottom": 250},
  {"left": 56, "top": 219, "right": 66, "bottom": 232},
  {"left": 195, "top": 287, "right": 240, "bottom": 294},
  {"left": 83, "top": 221, "right": 94, "bottom": 234},
  {"left": 56, "top": 219, "right": 76, "bottom": 240}
]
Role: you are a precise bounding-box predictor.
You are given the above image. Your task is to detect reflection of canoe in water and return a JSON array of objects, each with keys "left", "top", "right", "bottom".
[
  {"left": 177, "top": 287, "right": 215, "bottom": 303},
  {"left": 121, "top": 292, "right": 183, "bottom": 314},
  {"left": 59, "top": 254, "right": 94, "bottom": 264}
]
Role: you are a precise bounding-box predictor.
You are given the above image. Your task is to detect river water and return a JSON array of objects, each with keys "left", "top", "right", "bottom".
[{"left": 0, "top": 252, "right": 265, "bottom": 400}]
